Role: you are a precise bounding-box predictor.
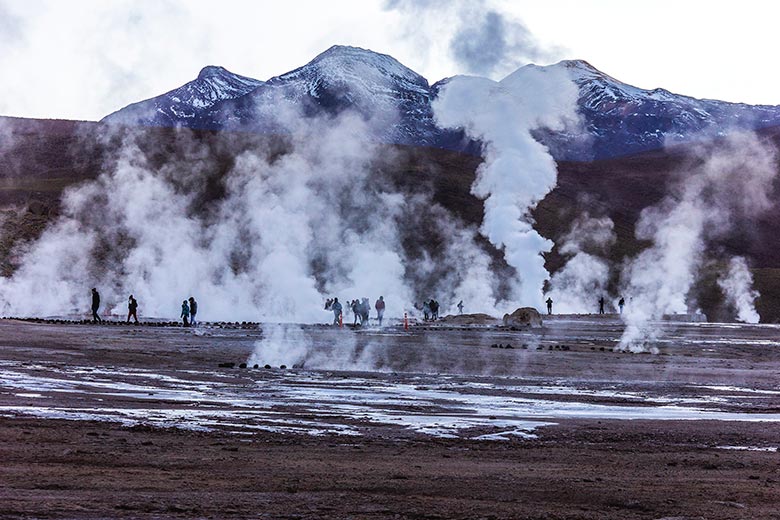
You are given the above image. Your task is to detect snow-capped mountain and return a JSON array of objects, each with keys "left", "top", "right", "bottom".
[
  {"left": 102, "top": 66, "right": 264, "bottom": 127},
  {"left": 101, "top": 47, "right": 780, "bottom": 160},
  {"left": 204, "top": 45, "right": 449, "bottom": 146},
  {"left": 207, "top": 46, "right": 462, "bottom": 147},
  {"left": 545, "top": 59, "right": 780, "bottom": 159}
]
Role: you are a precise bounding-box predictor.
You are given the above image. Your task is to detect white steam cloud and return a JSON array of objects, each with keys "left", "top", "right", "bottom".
[
  {"left": 0, "top": 98, "right": 507, "bottom": 321},
  {"left": 619, "top": 132, "right": 776, "bottom": 351},
  {"left": 432, "top": 64, "right": 579, "bottom": 309},
  {"left": 546, "top": 212, "right": 615, "bottom": 314},
  {"left": 718, "top": 256, "right": 760, "bottom": 324},
  {"left": 384, "top": 0, "right": 562, "bottom": 78}
]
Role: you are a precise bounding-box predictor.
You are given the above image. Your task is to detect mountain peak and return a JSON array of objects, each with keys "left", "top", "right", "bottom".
[
  {"left": 556, "top": 59, "right": 600, "bottom": 73},
  {"left": 311, "top": 44, "right": 402, "bottom": 64},
  {"left": 276, "top": 44, "right": 429, "bottom": 91},
  {"left": 197, "top": 65, "right": 231, "bottom": 80}
]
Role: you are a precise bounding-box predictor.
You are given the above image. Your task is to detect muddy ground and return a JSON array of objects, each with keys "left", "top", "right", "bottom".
[{"left": 1, "top": 316, "right": 780, "bottom": 519}]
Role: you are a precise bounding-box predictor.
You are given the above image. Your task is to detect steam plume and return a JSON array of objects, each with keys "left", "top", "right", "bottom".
[
  {"left": 0, "top": 100, "right": 506, "bottom": 320},
  {"left": 432, "top": 64, "right": 579, "bottom": 309},
  {"left": 619, "top": 132, "right": 776, "bottom": 350},
  {"left": 384, "top": 0, "right": 561, "bottom": 78},
  {"left": 546, "top": 212, "right": 615, "bottom": 314},
  {"left": 718, "top": 256, "right": 760, "bottom": 324}
]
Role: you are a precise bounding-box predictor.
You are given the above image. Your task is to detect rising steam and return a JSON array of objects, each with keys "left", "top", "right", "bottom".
[
  {"left": 718, "top": 256, "right": 760, "bottom": 324},
  {"left": 546, "top": 212, "right": 615, "bottom": 314},
  {"left": 0, "top": 100, "right": 505, "bottom": 321},
  {"left": 432, "top": 64, "right": 579, "bottom": 309},
  {"left": 618, "top": 132, "right": 776, "bottom": 351}
]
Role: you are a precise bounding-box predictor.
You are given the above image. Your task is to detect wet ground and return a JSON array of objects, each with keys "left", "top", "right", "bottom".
[{"left": 1, "top": 316, "right": 780, "bottom": 519}]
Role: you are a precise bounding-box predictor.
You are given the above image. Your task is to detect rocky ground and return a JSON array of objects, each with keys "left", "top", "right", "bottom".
[{"left": 1, "top": 316, "right": 780, "bottom": 519}]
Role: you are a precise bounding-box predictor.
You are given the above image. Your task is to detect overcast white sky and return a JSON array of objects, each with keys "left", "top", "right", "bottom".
[{"left": 0, "top": 0, "right": 777, "bottom": 121}]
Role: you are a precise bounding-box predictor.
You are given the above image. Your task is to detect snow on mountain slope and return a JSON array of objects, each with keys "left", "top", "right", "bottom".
[
  {"left": 207, "top": 45, "right": 448, "bottom": 146},
  {"left": 541, "top": 59, "right": 780, "bottom": 159},
  {"left": 102, "top": 66, "right": 264, "bottom": 127},
  {"left": 102, "top": 49, "right": 780, "bottom": 160}
]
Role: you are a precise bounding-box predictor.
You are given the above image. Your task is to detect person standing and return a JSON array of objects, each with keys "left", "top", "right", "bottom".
[
  {"left": 351, "top": 299, "right": 360, "bottom": 325},
  {"left": 457, "top": 300, "right": 464, "bottom": 314},
  {"left": 181, "top": 299, "right": 190, "bottom": 327},
  {"left": 546, "top": 297, "right": 553, "bottom": 315},
  {"left": 360, "top": 297, "right": 370, "bottom": 325},
  {"left": 618, "top": 297, "right": 625, "bottom": 314},
  {"left": 598, "top": 296, "right": 605, "bottom": 315},
  {"left": 91, "top": 288, "right": 102, "bottom": 323},
  {"left": 331, "top": 297, "right": 343, "bottom": 326},
  {"left": 375, "top": 296, "right": 386, "bottom": 326},
  {"left": 127, "top": 295, "right": 139, "bottom": 324},
  {"left": 189, "top": 297, "right": 198, "bottom": 326}
]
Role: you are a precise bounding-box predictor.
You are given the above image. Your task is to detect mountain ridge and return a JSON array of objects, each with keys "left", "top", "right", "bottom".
[{"left": 102, "top": 45, "right": 780, "bottom": 160}]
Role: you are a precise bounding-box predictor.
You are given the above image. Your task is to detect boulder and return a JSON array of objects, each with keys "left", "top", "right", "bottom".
[
  {"left": 502, "top": 307, "right": 543, "bottom": 328},
  {"left": 437, "top": 313, "right": 501, "bottom": 326}
]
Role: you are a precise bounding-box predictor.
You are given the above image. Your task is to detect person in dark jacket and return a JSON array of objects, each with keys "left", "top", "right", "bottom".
[
  {"left": 598, "top": 296, "right": 605, "bottom": 315},
  {"left": 375, "top": 296, "right": 386, "bottom": 326},
  {"left": 360, "top": 297, "right": 370, "bottom": 325},
  {"left": 188, "top": 297, "right": 198, "bottom": 326},
  {"left": 181, "top": 300, "right": 190, "bottom": 327},
  {"left": 91, "top": 288, "right": 102, "bottom": 323},
  {"left": 546, "top": 297, "right": 553, "bottom": 315},
  {"left": 351, "top": 299, "right": 360, "bottom": 325},
  {"left": 127, "top": 295, "right": 139, "bottom": 324},
  {"left": 331, "top": 298, "right": 343, "bottom": 326}
]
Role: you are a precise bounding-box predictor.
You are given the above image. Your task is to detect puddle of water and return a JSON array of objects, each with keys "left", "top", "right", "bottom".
[
  {"left": 3, "top": 363, "right": 780, "bottom": 441},
  {"left": 717, "top": 445, "right": 778, "bottom": 452}
]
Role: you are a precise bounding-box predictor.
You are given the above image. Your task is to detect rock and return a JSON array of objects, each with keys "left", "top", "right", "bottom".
[
  {"left": 502, "top": 307, "right": 543, "bottom": 328},
  {"left": 437, "top": 313, "right": 501, "bottom": 326},
  {"left": 218, "top": 362, "right": 235, "bottom": 368},
  {"left": 238, "top": 363, "right": 247, "bottom": 369}
]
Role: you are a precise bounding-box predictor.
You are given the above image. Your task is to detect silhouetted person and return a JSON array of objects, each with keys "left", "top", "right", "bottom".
[
  {"left": 599, "top": 296, "right": 605, "bottom": 315},
  {"left": 91, "top": 288, "right": 102, "bottom": 323},
  {"left": 430, "top": 299, "right": 439, "bottom": 320},
  {"left": 324, "top": 298, "right": 332, "bottom": 311},
  {"left": 422, "top": 300, "right": 431, "bottom": 321},
  {"left": 351, "top": 299, "right": 359, "bottom": 325},
  {"left": 360, "top": 297, "right": 370, "bottom": 325},
  {"left": 375, "top": 296, "right": 385, "bottom": 326},
  {"left": 189, "top": 297, "right": 198, "bottom": 326},
  {"left": 546, "top": 297, "right": 553, "bottom": 315},
  {"left": 618, "top": 297, "right": 625, "bottom": 314},
  {"left": 181, "top": 300, "right": 190, "bottom": 327},
  {"left": 331, "top": 297, "right": 342, "bottom": 325},
  {"left": 457, "top": 300, "right": 464, "bottom": 314},
  {"left": 127, "top": 295, "right": 138, "bottom": 324}
]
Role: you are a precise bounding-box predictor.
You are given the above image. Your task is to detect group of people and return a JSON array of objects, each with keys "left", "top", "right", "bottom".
[
  {"left": 598, "top": 296, "right": 625, "bottom": 314},
  {"left": 89, "top": 288, "right": 198, "bottom": 327},
  {"left": 417, "top": 299, "right": 440, "bottom": 321},
  {"left": 181, "top": 296, "right": 198, "bottom": 327},
  {"left": 544, "top": 296, "right": 626, "bottom": 315},
  {"left": 325, "top": 296, "right": 386, "bottom": 326}
]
